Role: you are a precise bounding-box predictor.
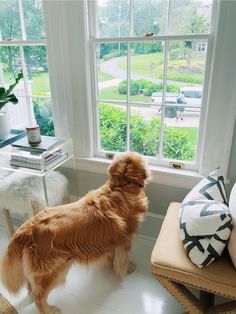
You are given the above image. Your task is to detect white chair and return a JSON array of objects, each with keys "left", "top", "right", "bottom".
[{"left": 0, "top": 169, "right": 69, "bottom": 238}]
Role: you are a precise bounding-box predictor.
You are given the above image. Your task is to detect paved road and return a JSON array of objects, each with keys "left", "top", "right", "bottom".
[
  {"left": 99, "top": 56, "right": 201, "bottom": 127},
  {"left": 132, "top": 107, "right": 200, "bottom": 127},
  {"left": 132, "top": 106, "right": 200, "bottom": 127}
]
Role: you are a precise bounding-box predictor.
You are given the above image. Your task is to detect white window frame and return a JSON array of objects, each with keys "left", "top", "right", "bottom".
[
  {"left": 0, "top": 0, "right": 51, "bottom": 128},
  {"left": 87, "top": 0, "right": 214, "bottom": 172},
  {"left": 42, "top": 0, "right": 236, "bottom": 189}
]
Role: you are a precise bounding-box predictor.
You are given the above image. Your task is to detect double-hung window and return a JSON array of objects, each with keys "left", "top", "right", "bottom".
[
  {"left": 0, "top": 0, "right": 54, "bottom": 136},
  {"left": 88, "top": 0, "right": 214, "bottom": 171}
]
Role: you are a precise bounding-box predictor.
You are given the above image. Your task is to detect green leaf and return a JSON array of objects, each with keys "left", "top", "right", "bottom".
[
  {"left": 6, "top": 71, "right": 23, "bottom": 95},
  {"left": 0, "top": 71, "right": 23, "bottom": 110},
  {"left": 0, "top": 87, "right": 7, "bottom": 97}
]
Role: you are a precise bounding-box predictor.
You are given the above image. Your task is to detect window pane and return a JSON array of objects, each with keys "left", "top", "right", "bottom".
[
  {"left": 130, "top": 104, "right": 161, "bottom": 156},
  {"left": 167, "top": 40, "right": 207, "bottom": 108},
  {"left": 169, "top": 0, "right": 212, "bottom": 35},
  {"left": 133, "top": 0, "right": 168, "bottom": 36},
  {"left": 22, "top": 0, "right": 45, "bottom": 40},
  {"left": 23, "top": 46, "right": 50, "bottom": 96},
  {"left": 97, "top": 0, "right": 130, "bottom": 38},
  {"left": 130, "top": 41, "right": 164, "bottom": 103},
  {"left": 162, "top": 107, "right": 200, "bottom": 161},
  {"left": 98, "top": 102, "right": 127, "bottom": 152},
  {"left": 7, "top": 96, "right": 30, "bottom": 128},
  {"left": 161, "top": 39, "right": 207, "bottom": 161},
  {"left": 97, "top": 43, "right": 127, "bottom": 101},
  {"left": 33, "top": 97, "right": 55, "bottom": 136},
  {"left": 0, "top": 46, "right": 25, "bottom": 96},
  {"left": 0, "top": 0, "right": 21, "bottom": 40}
]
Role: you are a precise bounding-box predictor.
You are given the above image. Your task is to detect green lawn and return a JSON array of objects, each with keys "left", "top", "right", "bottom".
[
  {"left": 99, "top": 86, "right": 152, "bottom": 102},
  {"left": 3, "top": 70, "right": 50, "bottom": 96},
  {"left": 118, "top": 52, "right": 204, "bottom": 84},
  {"left": 31, "top": 72, "right": 50, "bottom": 96}
]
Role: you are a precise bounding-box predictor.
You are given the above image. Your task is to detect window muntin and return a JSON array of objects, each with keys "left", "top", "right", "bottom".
[
  {"left": 91, "top": 0, "right": 213, "bottom": 169},
  {"left": 96, "top": 0, "right": 212, "bottom": 38},
  {"left": 0, "top": 0, "right": 54, "bottom": 136}
]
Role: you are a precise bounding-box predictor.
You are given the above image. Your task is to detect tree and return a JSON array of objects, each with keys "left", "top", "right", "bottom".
[
  {"left": 0, "top": 1, "right": 46, "bottom": 77},
  {"left": 98, "top": 0, "right": 167, "bottom": 38},
  {"left": 132, "top": 0, "right": 167, "bottom": 36},
  {"left": 191, "top": 14, "right": 209, "bottom": 34},
  {"left": 99, "top": 0, "right": 130, "bottom": 38}
]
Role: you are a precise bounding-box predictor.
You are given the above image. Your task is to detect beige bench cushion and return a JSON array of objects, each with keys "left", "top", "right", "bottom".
[{"left": 150, "top": 202, "right": 236, "bottom": 299}]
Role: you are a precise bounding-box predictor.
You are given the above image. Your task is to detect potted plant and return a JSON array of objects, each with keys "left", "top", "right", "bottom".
[{"left": 0, "top": 72, "right": 23, "bottom": 140}]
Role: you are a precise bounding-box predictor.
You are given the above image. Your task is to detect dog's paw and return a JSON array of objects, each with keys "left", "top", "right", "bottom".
[
  {"left": 128, "top": 261, "right": 136, "bottom": 274},
  {"left": 45, "top": 305, "right": 61, "bottom": 314}
]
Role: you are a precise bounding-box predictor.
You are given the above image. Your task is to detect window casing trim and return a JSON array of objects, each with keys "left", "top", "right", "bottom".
[{"left": 42, "top": 0, "right": 236, "bottom": 187}]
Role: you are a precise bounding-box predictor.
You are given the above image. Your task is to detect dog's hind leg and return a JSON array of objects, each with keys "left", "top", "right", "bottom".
[
  {"left": 33, "top": 263, "right": 72, "bottom": 313},
  {"left": 113, "top": 245, "right": 136, "bottom": 278},
  {"left": 28, "top": 271, "right": 65, "bottom": 314}
]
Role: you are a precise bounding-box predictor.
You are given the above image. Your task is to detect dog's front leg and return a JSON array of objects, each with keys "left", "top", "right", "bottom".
[{"left": 113, "top": 245, "right": 136, "bottom": 278}]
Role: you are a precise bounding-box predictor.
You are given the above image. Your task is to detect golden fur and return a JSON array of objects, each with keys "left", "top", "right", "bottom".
[{"left": 1, "top": 152, "right": 150, "bottom": 314}]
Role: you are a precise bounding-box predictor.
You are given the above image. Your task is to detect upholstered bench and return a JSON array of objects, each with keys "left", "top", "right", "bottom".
[{"left": 150, "top": 202, "right": 236, "bottom": 314}]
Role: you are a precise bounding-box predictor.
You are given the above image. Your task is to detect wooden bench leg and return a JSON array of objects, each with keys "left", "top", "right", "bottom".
[
  {"left": 157, "top": 277, "right": 205, "bottom": 314},
  {"left": 1, "top": 208, "right": 14, "bottom": 238}
]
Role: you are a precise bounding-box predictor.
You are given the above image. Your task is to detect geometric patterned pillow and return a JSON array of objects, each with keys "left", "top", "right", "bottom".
[{"left": 179, "top": 169, "right": 233, "bottom": 268}]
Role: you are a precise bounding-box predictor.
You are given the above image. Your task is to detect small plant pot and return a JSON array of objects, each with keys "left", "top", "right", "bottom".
[{"left": 0, "top": 111, "right": 11, "bottom": 140}]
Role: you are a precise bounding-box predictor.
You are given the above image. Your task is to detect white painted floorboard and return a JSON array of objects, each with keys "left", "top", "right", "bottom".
[{"left": 0, "top": 226, "right": 183, "bottom": 314}]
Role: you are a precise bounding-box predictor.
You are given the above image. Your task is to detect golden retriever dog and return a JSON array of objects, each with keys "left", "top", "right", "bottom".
[{"left": 1, "top": 152, "right": 150, "bottom": 314}]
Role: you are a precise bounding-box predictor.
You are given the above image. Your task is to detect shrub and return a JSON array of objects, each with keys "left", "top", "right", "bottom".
[
  {"left": 99, "top": 103, "right": 196, "bottom": 161},
  {"left": 33, "top": 99, "right": 55, "bottom": 136},
  {"left": 117, "top": 79, "right": 180, "bottom": 96},
  {"left": 143, "top": 83, "right": 162, "bottom": 96},
  {"left": 163, "top": 128, "right": 195, "bottom": 160},
  {"left": 167, "top": 84, "right": 180, "bottom": 93},
  {"left": 132, "top": 42, "right": 162, "bottom": 54},
  {"left": 99, "top": 103, "right": 127, "bottom": 152},
  {"left": 117, "top": 80, "right": 140, "bottom": 95}
]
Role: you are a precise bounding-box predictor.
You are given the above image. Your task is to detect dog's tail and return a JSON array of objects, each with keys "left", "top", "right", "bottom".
[{"left": 1, "top": 232, "right": 27, "bottom": 294}]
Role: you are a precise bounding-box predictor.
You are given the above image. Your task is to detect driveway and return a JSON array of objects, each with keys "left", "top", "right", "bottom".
[{"left": 100, "top": 56, "right": 200, "bottom": 87}]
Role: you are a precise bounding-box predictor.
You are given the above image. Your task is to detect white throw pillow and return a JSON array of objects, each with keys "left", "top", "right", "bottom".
[
  {"left": 227, "top": 183, "right": 236, "bottom": 268},
  {"left": 179, "top": 169, "right": 232, "bottom": 268}
]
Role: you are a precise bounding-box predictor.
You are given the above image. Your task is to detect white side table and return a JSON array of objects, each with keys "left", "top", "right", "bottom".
[{"left": 0, "top": 137, "right": 75, "bottom": 238}]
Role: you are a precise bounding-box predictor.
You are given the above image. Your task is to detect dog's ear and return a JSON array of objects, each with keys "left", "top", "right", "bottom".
[
  {"left": 108, "top": 152, "right": 150, "bottom": 187},
  {"left": 108, "top": 155, "right": 128, "bottom": 186}
]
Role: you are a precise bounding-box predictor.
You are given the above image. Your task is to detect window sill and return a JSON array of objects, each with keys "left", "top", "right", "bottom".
[{"left": 76, "top": 157, "right": 203, "bottom": 189}]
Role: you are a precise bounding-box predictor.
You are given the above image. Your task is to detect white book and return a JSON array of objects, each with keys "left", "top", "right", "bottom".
[
  {"left": 11, "top": 150, "right": 63, "bottom": 165},
  {"left": 10, "top": 153, "right": 68, "bottom": 171}
]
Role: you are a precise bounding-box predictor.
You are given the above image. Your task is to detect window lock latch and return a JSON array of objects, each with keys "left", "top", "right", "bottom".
[
  {"left": 105, "top": 153, "right": 114, "bottom": 159},
  {"left": 169, "top": 162, "right": 184, "bottom": 169}
]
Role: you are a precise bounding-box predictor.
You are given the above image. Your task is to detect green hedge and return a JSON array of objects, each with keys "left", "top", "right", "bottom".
[
  {"left": 118, "top": 79, "right": 180, "bottom": 96},
  {"left": 99, "top": 103, "right": 195, "bottom": 160},
  {"left": 32, "top": 100, "right": 196, "bottom": 161},
  {"left": 117, "top": 80, "right": 140, "bottom": 95},
  {"left": 33, "top": 99, "right": 55, "bottom": 136}
]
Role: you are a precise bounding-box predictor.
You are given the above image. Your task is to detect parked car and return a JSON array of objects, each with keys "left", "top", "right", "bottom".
[
  {"left": 151, "top": 86, "right": 203, "bottom": 118},
  {"left": 179, "top": 86, "right": 202, "bottom": 106}
]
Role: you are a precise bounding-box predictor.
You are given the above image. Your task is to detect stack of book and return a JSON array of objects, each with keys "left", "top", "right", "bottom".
[{"left": 10, "top": 136, "right": 69, "bottom": 171}]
